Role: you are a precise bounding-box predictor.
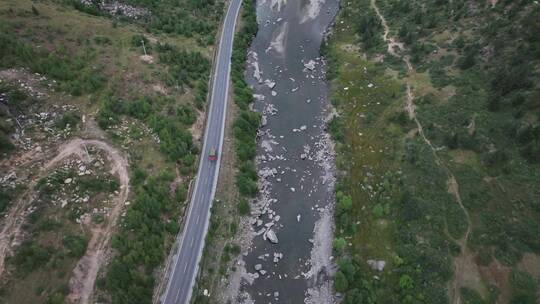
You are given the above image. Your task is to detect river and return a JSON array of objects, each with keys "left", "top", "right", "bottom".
[{"left": 236, "top": 0, "right": 340, "bottom": 303}]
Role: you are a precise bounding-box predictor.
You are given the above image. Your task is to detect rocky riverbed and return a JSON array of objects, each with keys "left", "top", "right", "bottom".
[{"left": 223, "top": 0, "right": 340, "bottom": 303}]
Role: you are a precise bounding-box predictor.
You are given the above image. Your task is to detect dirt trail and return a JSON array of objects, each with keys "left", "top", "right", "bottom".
[
  {"left": 0, "top": 183, "right": 40, "bottom": 278},
  {"left": 0, "top": 138, "right": 129, "bottom": 304},
  {"left": 64, "top": 139, "right": 130, "bottom": 304},
  {"left": 370, "top": 1, "right": 473, "bottom": 303},
  {"left": 370, "top": 0, "right": 405, "bottom": 59}
]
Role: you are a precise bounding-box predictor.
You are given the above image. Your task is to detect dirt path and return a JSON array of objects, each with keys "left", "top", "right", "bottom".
[
  {"left": 0, "top": 138, "right": 129, "bottom": 304},
  {"left": 64, "top": 139, "right": 130, "bottom": 304},
  {"left": 0, "top": 183, "right": 40, "bottom": 278},
  {"left": 369, "top": 1, "right": 472, "bottom": 303}
]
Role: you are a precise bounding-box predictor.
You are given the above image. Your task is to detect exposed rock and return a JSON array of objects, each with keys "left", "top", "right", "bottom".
[
  {"left": 253, "top": 94, "right": 265, "bottom": 101},
  {"left": 265, "top": 229, "right": 278, "bottom": 244},
  {"left": 304, "top": 60, "right": 316, "bottom": 70},
  {"left": 140, "top": 54, "right": 154, "bottom": 64},
  {"left": 367, "top": 259, "right": 386, "bottom": 271},
  {"left": 264, "top": 79, "right": 276, "bottom": 89},
  {"left": 79, "top": 0, "right": 149, "bottom": 19}
]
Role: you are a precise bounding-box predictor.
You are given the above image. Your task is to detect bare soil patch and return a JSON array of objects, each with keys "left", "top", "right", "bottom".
[{"left": 0, "top": 137, "right": 129, "bottom": 304}]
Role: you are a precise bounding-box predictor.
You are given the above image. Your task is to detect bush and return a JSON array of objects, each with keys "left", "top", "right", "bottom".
[
  {"left": 334, "top": 271, "right": 349, "bottom": 292},
  {"left": 0, "top": 187, "right": 14, "bottom": 213},
  {"left": 0, "top": 132, "right": 15, "bottom": 156},
  {"left": 105, "top": 172, "right": 175, "bottom": 303},
  {"left": 176, "top": 104, "right": 196, "bottom": 126},
  {"left": 79, "top": 177, "right": 119, "bottom": 193},
  {"left": 237, "top": 198, "right": 250, "bottom": 216},
  {"left": 70, "top": 0, "right": 102, "bottom": 16},
  {"left": 63, "top": 235, "right": 88, "bottom": 257},
  {"left": 333, "top": 237, "right": 347, "bottom": 253},
  {"left": 156, "top": 43, "right": 210, "bottom": 90},
  {"left": 509, "top": 270, "right": 538, "bottom": 304},
  {"left": 12, "top": 241, "right": 52, "bottom": 276},
  {"left": 55, "top": 112, "right": 81, "bottom": 129}
]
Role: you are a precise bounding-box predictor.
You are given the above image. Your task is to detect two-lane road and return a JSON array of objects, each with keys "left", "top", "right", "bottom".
[{"left": 161, "top": 0, "right": 243, "bottom": 303}]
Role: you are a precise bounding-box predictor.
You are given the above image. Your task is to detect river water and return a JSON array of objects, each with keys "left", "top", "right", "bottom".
[{"left": 239, "top": 0, "right": 340, "bottom": 303}]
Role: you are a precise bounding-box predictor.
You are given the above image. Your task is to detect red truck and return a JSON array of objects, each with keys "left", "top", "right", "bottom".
[{"left": 208, "top": 147, "right": 217, "bottom": 161}]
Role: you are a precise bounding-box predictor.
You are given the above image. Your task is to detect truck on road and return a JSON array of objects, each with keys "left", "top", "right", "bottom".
[{"left": 208, "top": 147, "right": 217, "bottom": 161}]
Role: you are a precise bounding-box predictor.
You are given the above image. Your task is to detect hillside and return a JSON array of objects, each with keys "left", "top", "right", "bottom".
[
  {"left": 0, "top": 0, "right": 222, "bottom": 303},
  {"left": 326, "top": 0, "right": 539, "bottom": 303}
]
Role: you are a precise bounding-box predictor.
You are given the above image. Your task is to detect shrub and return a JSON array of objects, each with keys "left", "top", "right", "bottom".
[
  {"left": 63, "top": 235, "right": 88, "bottom": 257},
  {"left": 55, "top": 112, "right": 81, "bottom": 129},
  {"left": 333, "top": 237, "right": 347, "bottom": 253},
  {"left": 334, "top": 271, "right": 349, "bottom": 292},
  {"left": 0, "top": 132, "right": 14, "bottom": 156},
  {"left": 509, "top": 270, "right": 538, "bottom": 304},
  {"left": 237, "top": 198, "right": 250, "bottom": 216},
  {"left": 12, "top": 241, "right": 52, "bottom": 276}
]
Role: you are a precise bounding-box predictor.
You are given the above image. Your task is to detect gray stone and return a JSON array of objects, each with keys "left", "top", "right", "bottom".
[{"left": 266, "top": 229, "right": 278, "bottom": 244}]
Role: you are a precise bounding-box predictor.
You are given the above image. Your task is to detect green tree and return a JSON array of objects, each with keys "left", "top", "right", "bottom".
[
  {"left": 334, "top": 271, "right": 349, "bottom": 292},
  {"left": 399, "top": 274, "right": 414, "bottom": 290},
  {"left": 333, "top": 237, "right": 347, "bottom": 253},
  {"left": 337, "top": 192, "right": 352, "bottom": 212}
]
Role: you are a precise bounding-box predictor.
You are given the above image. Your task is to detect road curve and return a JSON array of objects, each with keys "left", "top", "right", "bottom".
[{"left": 160, "top": 0, "right": 242, "bottom": 303}]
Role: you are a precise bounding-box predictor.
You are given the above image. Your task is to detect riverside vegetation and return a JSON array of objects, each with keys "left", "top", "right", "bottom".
[
  {"left": 0, "top": 0, "right": 222, "bottom": 303},
  {"left": 325, "top": 0, "right": 539, "bottom": 303}
]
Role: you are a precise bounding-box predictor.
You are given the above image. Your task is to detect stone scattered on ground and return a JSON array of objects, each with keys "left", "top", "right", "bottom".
[
  {"left": 79, "top": 0, "right": 149, "bottom": 19},
  {"left": 367, "top": 259, "right": 386, "bottom": 271}
]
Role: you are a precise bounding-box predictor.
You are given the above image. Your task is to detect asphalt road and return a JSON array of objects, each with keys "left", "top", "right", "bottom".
[{"left": 161, "top": 0, "right": 242, "bottom": 303}]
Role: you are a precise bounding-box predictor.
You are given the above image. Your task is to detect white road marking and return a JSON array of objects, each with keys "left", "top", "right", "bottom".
[
  {"left": 175, "top": 282, "right": 183, "bottom": 302},
  {"left": 161, "top": 0, "right": 243, "bottom": 303}
]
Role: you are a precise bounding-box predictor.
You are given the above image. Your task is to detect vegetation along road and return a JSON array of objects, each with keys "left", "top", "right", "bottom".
[{"left": 160, "top": 0, "right": 242, "bottom": 303}]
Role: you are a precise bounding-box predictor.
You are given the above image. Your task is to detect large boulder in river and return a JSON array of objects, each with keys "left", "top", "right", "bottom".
[{"left": 265, "top": 229, "right": 279, "bottom": 244}]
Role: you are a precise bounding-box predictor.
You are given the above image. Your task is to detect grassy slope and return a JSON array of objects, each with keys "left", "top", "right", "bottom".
[
  {"left": 326, "top": 0, "right": 539, "bottom": 303},
  {"left": 0, "top": 0, "right": 222, "bottom": 303}
]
